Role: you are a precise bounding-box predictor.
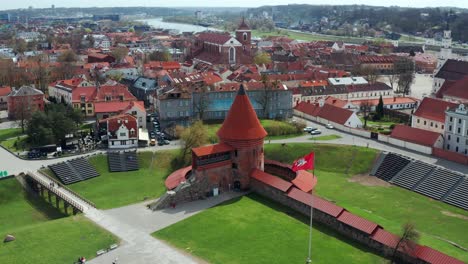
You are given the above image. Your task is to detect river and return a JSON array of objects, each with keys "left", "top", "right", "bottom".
[{"left": 137, "top": 17, "right": 218, "bottom": 33}]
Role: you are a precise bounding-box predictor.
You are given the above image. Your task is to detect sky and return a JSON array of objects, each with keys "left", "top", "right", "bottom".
[{"left": 1, "top": 0, "right": 467, "bottom": 10}]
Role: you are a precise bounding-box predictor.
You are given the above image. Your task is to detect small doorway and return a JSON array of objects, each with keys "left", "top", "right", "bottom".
[{"left": 233, "top": 181, "right": 241, "bottom": 191}]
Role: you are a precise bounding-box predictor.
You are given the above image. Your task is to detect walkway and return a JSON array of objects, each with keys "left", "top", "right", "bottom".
[{"left": 86, "top": 192, "right": 244, "bottom": 264}]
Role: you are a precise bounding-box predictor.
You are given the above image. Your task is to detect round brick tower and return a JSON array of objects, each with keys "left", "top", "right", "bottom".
[{"left": 217, "top": 84, "right": 267, "bottom": 190}]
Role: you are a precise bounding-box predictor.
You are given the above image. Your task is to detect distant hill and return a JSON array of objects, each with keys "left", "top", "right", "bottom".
[{"left": 247, "top": 5, "right": 468, "bottom": 43}]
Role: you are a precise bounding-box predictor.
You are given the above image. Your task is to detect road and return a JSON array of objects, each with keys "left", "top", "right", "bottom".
[{"left": 0, "top": 119, "right": 466, "bottom": 177}]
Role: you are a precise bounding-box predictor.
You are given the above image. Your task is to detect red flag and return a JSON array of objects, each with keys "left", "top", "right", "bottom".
[{"left": 292, "top": 152, "right": 315, "bottom": 172}]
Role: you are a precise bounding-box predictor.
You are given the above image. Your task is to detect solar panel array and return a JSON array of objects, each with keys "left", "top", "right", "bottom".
[
  {"left": 108, "top": 151, "right": 139, "bottom": 172},
  {"left": 49, "top": 158, "right": 100, "bottom": 185}
]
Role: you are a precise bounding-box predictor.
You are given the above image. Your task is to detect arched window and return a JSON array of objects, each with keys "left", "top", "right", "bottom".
[
  {"left": 229, "top": 47, "right": 235, "bottom": 63},
  {"left": 243, "top": 32, "right": 247, "bottom": 41}
]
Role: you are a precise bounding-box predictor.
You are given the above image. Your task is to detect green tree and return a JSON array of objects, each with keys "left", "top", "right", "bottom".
[
  {"left": 148, "top": 50, "right": 171, "bottom": 62},
  {"left": 376, "top": 95, "right": 384, "bottom": 120},
  {"left": 254, "top": 52, "right": 272, "bottom": 65},
  {"left": 111, "top": 47, "right": 129, "bottom": 63},
  {"left": 179, "top": 121, "right": 208, "bottom": 162}
]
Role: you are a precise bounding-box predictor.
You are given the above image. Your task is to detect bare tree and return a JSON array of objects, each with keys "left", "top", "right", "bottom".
[
  {"left": 394, "top": 57, "right": 415, "bottom": 95},
  {"left": 256, "top": 74, "right": 276, "bottom": 119},
  {"left": 111, "top": 47, "right": 129, "bottom": 64},
  {"left": 360, "top": 100, "right": 373, "bottom": 129},
  {"left": 391, "top": 222, "right": 420, "bottom": 263},
  {"left": 13, "top": 93, "right": 34, "bottom": 133},
  {"left": 387, "top": 71, "right": 399, "bottom": 90},
  {"left": 193, "top": 85, "right": 211, "bottom": 120},
  {"left": 57, "top": 50, "right": 77, "bottom": 79},
  {"left": 32, "top": 55, "right": 50, "bottom": 93}
]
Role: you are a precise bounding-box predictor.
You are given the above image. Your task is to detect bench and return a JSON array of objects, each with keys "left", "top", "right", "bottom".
[
  {"left": 109, "top": 244, "right": 119, "bottom": 250},
  {"left": 96, "top": 249, "right": 107, "bottom": 256}
]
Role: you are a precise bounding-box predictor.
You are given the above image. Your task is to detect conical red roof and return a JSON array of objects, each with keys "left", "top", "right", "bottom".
[{"left": 217, "top": 85, "right": 267, "bottom": 141}]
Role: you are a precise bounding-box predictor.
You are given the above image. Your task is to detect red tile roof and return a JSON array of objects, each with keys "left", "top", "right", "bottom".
[
  {"left": 371, "top": 228, "right": 400, "bottom": 248},
  {"left": 104, "top": 114, "right": 138, "bottom": 137},
  {"left": 94, "top": 101, "right": 132, "bottom": 113},
  {"left": 413, "top": 97, "right": 458, "bottom": 123},
  {"left": 95, "top": 85, "right": 136, "bottom": 102},
  {"left": 294, "top": 102, "right": 322, "bottom": 116},
  {"left": 391, "top": 125, "right": 442, "bottom": 147},
  {"left": 72, "top": 86, "right": 97, "bottom": 102},
  {"left": 415, "top": 246, "right": 464, "bottom": 264},
  {"left": 192, "top": 143, "right": 234, "bottom": 157},
  {"left": 250, "top": 169, "right": 293, "bottom": 192},
  {"left": 197, "top": 32, "right": 232, "bottom": 45},
  {"left": 0, "top": 86, "right": 11, "bottom": 96},
  {"left": 165, "top": 166, "right": 192, "bottom": 190},
  {"left": 337, "top": 211, "right": 379, "bottom": 235},
  {"left": 217, "top": 85, "right": 268, "bottom": 141},
  {"left": 317, "top": 104, "right": 354, "bottom": 125},
  {"left": 443, "top": 76, "right": 468, "bottom": 100},
  {"left": 287, "top": 187, "right": 344, "bottom": 217},
  {"left": 325, "top": 96, "right": 347, "bottom": 108},
  {"left": 291, "top": 170, "right": 317, "bottom": 193}
]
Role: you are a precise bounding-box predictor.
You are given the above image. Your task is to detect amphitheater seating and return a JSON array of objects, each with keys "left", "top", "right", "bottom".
[
  {"left": 390, "top": 161, "right": 435, "bottom": 190},
  {"left": 371, "top": 152, "right": 467, "bottom": 211},
  {"left": 443, "top": 179, "right": 468, "bottom": 210},
  {"left": 414, "top": 169, "right": 464, "bottom": 200},
  {"left": 373, "top": 153, "right": 411, "bottom": 181},
  {"left": 108, "top": 151, "right": 139, "bottom": 172},
  {"left": 49, "top": 158, "right": 100, "bottom": 185}
]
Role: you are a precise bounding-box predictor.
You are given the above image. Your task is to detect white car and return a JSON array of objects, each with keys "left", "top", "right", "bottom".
[
  {"left": 303, "top": 127, "right": 315, "bottom": 132},
  {"left": 325, "top": 124, "right": 334, "bottom": 129}
]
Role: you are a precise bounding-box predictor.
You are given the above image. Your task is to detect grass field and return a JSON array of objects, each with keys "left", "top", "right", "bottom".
[
  {"left": 206, "top": 119, "right": 302, "bottom": 143},
  {"left": 0, "top": 135, "right": 29, "bottom": 153},
  {"left": 0, "top": 128, "right": 22, "bottom": 142},
  {"left": 0, "top": 178, "right": 118, "bottom": 264},
  {"left": 252, "top": 29, "right": 369, "bottom": 43},
  {"left": 310, "top": 134, "right": 342, "bottom": 141},
  {"left": 264, "top": 143, "right": 468, "bottom": 262},
  {"left": 44, "top": 151, "right": 178, "bottom": 209},
  {"left": 154, "top": 194, "right": 385, "bottom": 264}
]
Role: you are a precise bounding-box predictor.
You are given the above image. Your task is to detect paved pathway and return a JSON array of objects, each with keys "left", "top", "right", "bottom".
[{"left": 86, "top": 192, "right": 244, "bottom": 264}]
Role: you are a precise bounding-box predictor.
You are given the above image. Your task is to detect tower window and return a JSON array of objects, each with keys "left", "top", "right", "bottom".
[
  {"left": 243, "top": 32, "right": 247, "bottom": 41},
  {"left": 232, "top": 163, "right": 238, "bottom": 169}
]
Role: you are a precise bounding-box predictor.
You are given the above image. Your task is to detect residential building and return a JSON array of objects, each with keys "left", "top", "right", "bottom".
[
  {"left": 294, "top": 101, "right": 363, "bottom": 128},
  {"left": 412, "top": 97, "right": 458, "bottom": 134},
  {"left": 358, "top": 55, "right": 396, "bottom": 73},
  {"left": 444, "top": 104, "right": 468, "bottom": 156},
  {"left": 130, "top": 77, "right": 158, "bottom": 103},
  {"left": 157, "top": 90, "right": 192, "bottom": 127},
  {"left": 0, "top": 86, "right": 11, "bottom": 110},
  {"left": 432, "top": 59, "right": 468, "bottom": 95},
  {"left": 94, "top": 101, "right": 146, "bottom": 128},
  {"left": 390, "top": 125, "right": 444, "bottom": 149},
  {"left": 351, "top": 97, "right": 418, "bottom": 111},
  {"left": 328, "top": 77, "right": 367, "bottom": 86},
  {"left": 436, "top": 77, "right": 468, "bottom": 104},
  {"left": 7, "top": 86, "right": 44, "bottom": 119},
  {"left": 48, "top": 78, "right": 93, "bottom": 105},
  {"left": 99, "top": 114, "right": 138, "bottom": 149},
  {"left": 346, "top": 82, "right": 394, "bottom": 100}
]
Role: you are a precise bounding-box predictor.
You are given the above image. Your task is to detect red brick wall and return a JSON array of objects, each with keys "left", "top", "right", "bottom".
[
  {"left": 432, "top": 148, "right": 468, "bottom": 165},
  {"left": 8, "top": 94, "right": 45, "bottom": 119}
]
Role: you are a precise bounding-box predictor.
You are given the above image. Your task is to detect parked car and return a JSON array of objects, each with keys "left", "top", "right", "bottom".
[
  {"left": 310, "top": 130, "right": 322, "bottom": 135},
  {"left": 150, "top": 139, "right": 156, "bottom": 146},
  {"left": 304, "top": 127, "right": 317, "bottom": 133},
  {"left": 326, "top": 124, "right": 334, "bottom": 129}
]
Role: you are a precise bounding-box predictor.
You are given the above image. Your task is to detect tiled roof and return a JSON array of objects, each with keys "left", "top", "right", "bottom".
[
  {"left": 287, "top": 187, "right": 345, "bottom": 217},
  {"left": 443, "top": 76, "right": 468, "bottom": 100},
  {"left": 105, "top": 114, "right": 138, "bottom": 135},
  {"left": 346, "top": 82, "right": 392, "bottom": 93},
  {"left": 413, "top": 97, "right": 458, "bottom": 123},
  {"left": 72, "top": 86, "right": 97, "bottom": 102},
  {"left": 415, "top": 246, "right": 464, "bottom": 264},
  {"left": 0, "top": 86, "right": 11, "bottom": 96},
  {"left": 291, "top": 170, "right": 317, "bottom": 193},
  {"left": 391, "top": 125, "right": 441, "bottom": 147},
  {"left": 95, "top": 85, "right": 136, "bottom": 102},
  {"left": 435, "top": 59, "right": 468, "bottom": 80},
  {"left": 9, "top": 86, "right": 44, "bottom": 97},
  {"left": 317, "top": 104, "right": 354, "bottom": 125},
  {"left": 197, "top": 32, "right": 232, "bottom": 45},
  {"left": 351, "top": 97, "right": 418, "bottom": 106},
  {"left": 337, "top": 211, "right": 379, "bottom": 235},
  {"left": 371, "top": 228, "right": 399, "bottom": 248},
  {"left": 250, "top": 169, "right": 293, "bottom": 192},
  {"left": 325, "top": 96, "right": 347, "bottom": 108},
  {"left": 294, "top": 102, "right": 322, "bottom": 116},
  {"left": 94, "top": 101, "right": 132, "bottom": 113},
  {"left": 165, "top": 166, "right": 192, "bottom": 190},
  {"left": 192, "top": 143, "right": 234, "bottom": 157},
  {"left": 217, "top": 85, "right": 267, "bottom": 141}
]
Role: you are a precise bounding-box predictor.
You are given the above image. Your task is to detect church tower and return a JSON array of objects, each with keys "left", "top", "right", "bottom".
[
  {"left": 437, "top": 26, "right": 452, "bottom": 70},
  {"left": 236, "top": 17, "right": 251, "bottom": 52},
  {"left": 217, "top": 85, "right": 267, "bottom": 190}
]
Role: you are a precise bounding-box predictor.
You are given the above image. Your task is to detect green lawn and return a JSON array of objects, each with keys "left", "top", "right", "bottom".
[
  {"left": 44, "top": 151, "right": 178, "bottom": 209},
  {"left": 264, "top": 143, "right": 468, "bottom": 262},
  {"left": 0, "top": 178, "right": 118, "bottom": 264},
  {"left": 310, "top": 134, "right": 342, "bottom": 141},
  {"left": 252, "top": 29, "right": 368, "bottom": 44},
  {"left": 0, "top": 215, "right": 117, "bottom": 264},
  {"left": 0, "top": 135, "right": 29, "bottom": 153},
  {"left": 206, "top": 119, "right": 302, "bottom": 143},
  {"left": 0, "top": 128, "right": 22, "bottom": 142},
  {"left": 154, "top": 194, "right": 385, "bottom": 264}
]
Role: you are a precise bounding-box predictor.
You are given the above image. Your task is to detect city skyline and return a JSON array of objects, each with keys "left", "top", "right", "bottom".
[{"left": 0, "top": 0, "right": 467, "bottom": 10}]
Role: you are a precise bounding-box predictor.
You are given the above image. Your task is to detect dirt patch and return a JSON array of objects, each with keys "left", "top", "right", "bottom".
[
  {"left": 441, "top": 210, "right": 468, "bottom": 221},
  {"left": 348, "top": 174, "right": 392, "bottom": 187}
]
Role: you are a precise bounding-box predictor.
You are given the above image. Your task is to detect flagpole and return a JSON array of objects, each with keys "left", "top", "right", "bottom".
[{"left": 306, "top": 155, "right": 315, "bottom": 264}]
